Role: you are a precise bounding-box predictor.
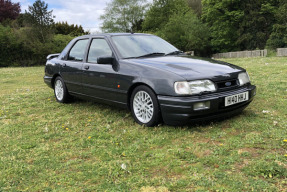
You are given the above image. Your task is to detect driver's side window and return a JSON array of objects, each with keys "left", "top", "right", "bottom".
[{"left": 87, "top": 39, "right": 112, "bottom": 63}]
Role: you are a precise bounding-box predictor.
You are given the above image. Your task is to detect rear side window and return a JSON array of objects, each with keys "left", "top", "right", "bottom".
[
  {"left": 87, "top": 39, "right": 112, "bottom": 63},
  {"left": 68, "top": 39, "right": 89, "bottom": 61}
]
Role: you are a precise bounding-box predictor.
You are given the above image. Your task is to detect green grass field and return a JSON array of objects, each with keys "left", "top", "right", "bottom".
[{"left": 0, "top": 57, "right": 287, "bottom": 191}]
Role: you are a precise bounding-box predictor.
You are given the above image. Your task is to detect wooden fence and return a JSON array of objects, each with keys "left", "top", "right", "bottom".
[
  {"left": 185, "top": 51, "right": 194, "bottom": 56},
  {"left": 277, "top": 48, "right": 287, "bottom": 56},
  {"left": 213, "top": 49, "right": 267, "bottom": 59}
]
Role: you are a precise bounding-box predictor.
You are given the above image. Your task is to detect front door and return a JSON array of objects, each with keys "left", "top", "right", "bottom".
[{"left": 81, "top": 38, "right": 125, "bottom": 104}]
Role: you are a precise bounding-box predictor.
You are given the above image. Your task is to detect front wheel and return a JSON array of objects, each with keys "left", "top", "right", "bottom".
[
  {"left": 130, "top": 85, "right": 161, "bottom": 127},
  {"left": 54, "top": 76, "right": 71, "bottom": 103}
]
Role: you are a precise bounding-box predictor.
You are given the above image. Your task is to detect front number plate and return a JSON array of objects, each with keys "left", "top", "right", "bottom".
[{"left": 225, "top": 92, "right": 249, "bottom": 107}]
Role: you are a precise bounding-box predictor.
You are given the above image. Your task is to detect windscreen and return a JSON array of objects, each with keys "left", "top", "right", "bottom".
[{"left": 111, "top": 35, "right": 179, "bottom": 58}]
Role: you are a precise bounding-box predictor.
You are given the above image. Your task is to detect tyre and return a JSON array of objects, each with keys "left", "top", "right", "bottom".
[
  {"left": 130, "top": 85, "right": 160, "bottom": 127},
  {"left": 54, "top": 76, "right": 71, "bottom": 103}
]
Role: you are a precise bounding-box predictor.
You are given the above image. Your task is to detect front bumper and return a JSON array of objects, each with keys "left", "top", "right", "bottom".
[{"left": 158, "top": 85, "right": 256, "bottom": 125}]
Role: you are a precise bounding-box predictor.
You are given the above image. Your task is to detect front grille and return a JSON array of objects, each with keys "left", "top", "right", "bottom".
[{"left": 216, "top": 79, "right": 238, "bottom": 90}]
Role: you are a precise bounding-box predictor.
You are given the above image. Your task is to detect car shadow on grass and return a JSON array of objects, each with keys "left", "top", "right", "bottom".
[{"left": 67, "top": 97, "right": 254, "bottom": 132}]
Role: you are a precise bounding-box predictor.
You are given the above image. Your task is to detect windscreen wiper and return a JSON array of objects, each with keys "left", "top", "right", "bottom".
[
  {"left": 136, "top": 52, "right": 166, "bottom": 58},
  {"left": 123, "top": 52, "right": 170, "bottom": 59},
  {"left": 165, "top": 50, "right": 184, "bottom": 56}
]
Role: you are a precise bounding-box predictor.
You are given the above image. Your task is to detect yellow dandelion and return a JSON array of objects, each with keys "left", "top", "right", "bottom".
[
  {"left": 122, "top": 152, "right": 126, "bottom": 156},
  {"left": 219, "top": 143, "right": 223, "bottom": 146},
  {"left": 284, "top": 154, "right": 287, "bottom": 157},
  {"left": 62, "top": 125, "right": 65, "bottom": 128},
  {"left": 66, "top": 128, "right": 69, "bottom": 130},
  {"left": 269, "top": 173, "right": 272, "bottom": 178},
  {"left": 283, "top": 139, "right": 287, "bottom": 142},
  {"left": 88, "top": 136, "right": 91, "bottom": 139}
]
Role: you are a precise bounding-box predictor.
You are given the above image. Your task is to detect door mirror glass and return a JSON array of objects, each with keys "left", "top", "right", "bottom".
[{"left": 97, "top": 56, "right": 113, "bottom": 64}]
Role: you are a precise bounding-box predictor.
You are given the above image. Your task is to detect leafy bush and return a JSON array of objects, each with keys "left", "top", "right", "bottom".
[
  {"left": 0, "top": 24, "right": 73, "bottom": 67},
  {"left": 0, "top": 25, "right": 31, "bottom": 67},
  {"left": 266, "top": 25, "right": 287, "bottom": 50},
  {"left": 267, "top": 0, "right": 287, "bottom": 49},
  {"left": 51, "top": 34, "right": 73, "bottom": 53},
  {"left": 156, "top": 10, "right": 211, "bottom": 56},
  {"left": 143, "top": 0, "right": 211, "bottom": 56}
]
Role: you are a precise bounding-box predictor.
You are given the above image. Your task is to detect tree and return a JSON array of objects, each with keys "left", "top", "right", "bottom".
[
  {"left": 201, "top": 0, "right": 244, "bottom": 52},
  {"left": 27, "top": 0, "right": 53, "bottom": 26},
  {"left": 54, "top": 21, "right": 88, "bottom": 36},
  {"left": 237, "top": 0, "right": 279, "bottom": 50},
  {"left": 11, "top": 0, "right": 56, "bottom": 66},
  {"left": 143, "top": 0, "right": 210, "bottom": 55},
  {"left": 0, "top": 24, "right": 22, "bottom": 67},
  {"left": 142, "top": 0, "right": 186, "bottom": 32},
  {"left": 0, "top": 0, "right": 20, "bottom": 23},
  {"left": 158, "top": 10, "right": 210, "bottom": 55},
  {"left": 25, "top": 0, "right": 54, "bottom": 43},
  {"left": 187, "top": 0, "right": 202, "bottom": 16},
  {"left": 202, "top": 0, "right": 279, "bottom": 52},
  {"left": 100, "top": 0, "right": 148, "bottom": 33},
  {"left": 267, "top": 0, "right": 287, "bottom": 49}
]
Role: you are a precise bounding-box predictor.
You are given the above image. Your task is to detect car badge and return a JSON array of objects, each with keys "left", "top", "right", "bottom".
[{"left": 225, "top": 82, "right": 232, "bottom": 86}]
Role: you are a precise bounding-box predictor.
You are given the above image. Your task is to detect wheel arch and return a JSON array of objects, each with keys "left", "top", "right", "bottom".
[
  {"left": 51, "top": 74, "right": 61, "bottom": 88},
  {"left": 127, "top": 82, "right": 157, "bottom": 110}
]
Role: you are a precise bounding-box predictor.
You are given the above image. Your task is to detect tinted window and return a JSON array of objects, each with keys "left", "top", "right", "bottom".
[
  {"left": 87, "top": 39, "right": 112, "bottom": 63},
  {"left": 68, "top": 39, "right": 89, "bottom": 61},
  {"left": 111, "top": 35, "right": 178, "bottom": 58}
]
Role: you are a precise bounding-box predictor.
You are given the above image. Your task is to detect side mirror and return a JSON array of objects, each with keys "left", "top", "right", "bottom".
[{"left": 97, "top": 56, "right": 113, "bottom": 64}]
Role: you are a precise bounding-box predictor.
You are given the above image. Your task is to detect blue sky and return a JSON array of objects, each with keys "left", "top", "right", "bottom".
[{"left": 15, "top": 0, "right": 109, "bottom": 33}]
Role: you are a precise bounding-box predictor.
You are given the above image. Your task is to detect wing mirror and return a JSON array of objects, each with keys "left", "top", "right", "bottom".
[{"left": 97, "top": 56, "right": 113, "bottom": 65}]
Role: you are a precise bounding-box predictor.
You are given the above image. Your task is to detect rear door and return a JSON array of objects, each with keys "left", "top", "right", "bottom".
[{"left": 60, "top": 38, "right": 89, "bottom": 94}]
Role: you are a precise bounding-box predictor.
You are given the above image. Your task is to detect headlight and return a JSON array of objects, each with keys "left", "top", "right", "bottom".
[
  {"left": 174, "top": 80, "right": 216, "bottom": 95},
  {"left": 238, "top": 72, "right": 250, "bottom": 86},
  {"left": 174, "top": 81, "right": 190, "bottom": 94}
]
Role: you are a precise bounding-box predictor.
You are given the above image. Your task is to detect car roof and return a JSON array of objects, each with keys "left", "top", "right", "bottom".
[{"left": 78, "top": 33, "right": 153, "bottom": 38}]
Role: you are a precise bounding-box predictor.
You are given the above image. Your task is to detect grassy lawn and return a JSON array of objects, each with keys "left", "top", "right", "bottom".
[{"left": 0, "top": 57, "right": 287, "bottom": 191}]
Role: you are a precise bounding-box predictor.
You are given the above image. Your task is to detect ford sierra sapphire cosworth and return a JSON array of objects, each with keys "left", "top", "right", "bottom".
[{"left": 44, "top": 33, "right": 256, "bottom": 126}]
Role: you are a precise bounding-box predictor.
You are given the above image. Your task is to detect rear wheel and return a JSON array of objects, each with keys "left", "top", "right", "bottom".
[
  {"left": 54, "top": 76, "right": 71, "bottom": 103},
  {"left": 130, "top": 85, "right": 160, "bottom": 127}
]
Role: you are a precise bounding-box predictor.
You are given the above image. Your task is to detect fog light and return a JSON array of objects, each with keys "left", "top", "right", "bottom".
[{"left": 193, "top": 101, "right": 210, "bottom": 110}]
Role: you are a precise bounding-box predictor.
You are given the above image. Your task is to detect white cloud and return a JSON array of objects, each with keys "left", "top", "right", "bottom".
[
  {"left": 17, "top": 0, "right": 30, "bottom": 13},
  {"left": 16, "top": 0, "right": 109, "bottom": 33},
  {"left": 52, "top": 0, "right": 107, "bottom": 33}
]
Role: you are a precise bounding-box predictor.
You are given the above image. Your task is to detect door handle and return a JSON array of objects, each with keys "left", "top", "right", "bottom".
[{"left": 84, "top": 65, "right": 89, "bottom": 70}]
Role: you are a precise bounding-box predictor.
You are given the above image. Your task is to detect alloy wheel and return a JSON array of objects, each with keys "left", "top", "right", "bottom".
[{"left": 133, "top": 91, "right": 154, "bottom": 123}]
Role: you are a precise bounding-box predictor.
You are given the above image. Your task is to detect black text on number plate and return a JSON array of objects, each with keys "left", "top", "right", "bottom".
[{"left": 225, "top": 92, "right": 249, "bottom": 107}]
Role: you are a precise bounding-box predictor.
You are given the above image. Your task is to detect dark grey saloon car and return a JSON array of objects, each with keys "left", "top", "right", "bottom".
[{"left": 44, "top": 33, "right": 256, "bottom": 126}]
